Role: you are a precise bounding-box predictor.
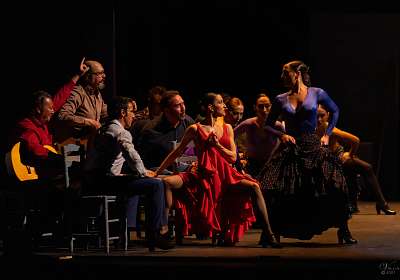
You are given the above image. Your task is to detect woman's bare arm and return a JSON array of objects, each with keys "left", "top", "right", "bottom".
[
  {"left": 211, "top": 124, "right": 237, "bottom": 163},
  {"left": 155, "top": 124, "right": 197, "bottom": 175}
]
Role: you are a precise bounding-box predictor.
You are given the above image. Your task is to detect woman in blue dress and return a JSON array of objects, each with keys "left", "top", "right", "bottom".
[{"left": 257, "top": 60, "right": 357, "bottom": 245}]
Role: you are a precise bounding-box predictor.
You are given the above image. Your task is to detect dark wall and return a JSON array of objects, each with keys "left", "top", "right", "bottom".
[
  {"left": 114, "top": 1, "right": 311, "bottom": 114},
  {"left": 2, "top": 3, "right": 115, "bottom": 154},
  {"left": 2, "top": 1, "right": 399, "bottom": 198},
  {"left": 309, "top": 13, "right": 400, "bottom": 198}
]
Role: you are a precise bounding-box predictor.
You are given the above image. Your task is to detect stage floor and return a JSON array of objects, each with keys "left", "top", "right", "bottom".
[{"left": 1, "top": 201, "right": 400, "bottom": 279}]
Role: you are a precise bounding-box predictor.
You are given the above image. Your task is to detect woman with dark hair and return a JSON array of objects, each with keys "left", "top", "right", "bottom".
[
  {"left": 234, "top": 93, "right": 283, "bottom": 177},
  {"left": 257, "top": 60, "right": 357, "bottom": 244},
  {"left": 316, "top": 105, "right": 396, "bottom": 215},
  {"left": 156, "top": 92, "right": 281, "bottom": 247}
]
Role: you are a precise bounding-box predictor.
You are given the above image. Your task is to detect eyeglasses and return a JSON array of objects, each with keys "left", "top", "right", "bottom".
[{"left": 90, "top": 71, "right": 105, "bottom": 77}]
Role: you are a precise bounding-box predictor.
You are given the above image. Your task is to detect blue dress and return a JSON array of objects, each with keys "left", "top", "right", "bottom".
[
  {"left": 266, "top": 87, "right": 339, "bottom": 137},
  {"left": 257, "top": 87, "right": 350, "bottom": 240}
]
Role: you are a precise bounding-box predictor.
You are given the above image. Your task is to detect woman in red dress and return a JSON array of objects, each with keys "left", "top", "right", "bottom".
[{"left": 156, "top": 93, "right": 280, "bottom": 248}]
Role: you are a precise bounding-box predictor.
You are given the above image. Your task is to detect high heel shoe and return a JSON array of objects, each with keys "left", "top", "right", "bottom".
[
  {"left": 376, "top": 203, "right": 397, "bottom": 215},
  {"left": 260, "top": 232, "right": 283, "bottom": 248},
  {"left": 212, "top": 232, "right": 234, "bottom": 247},
  {"left": 212, "top": 235, "right": 235, "bottom": 247},
  {"left": 337, "top": 227, "right": 358, "bottom": 245}
]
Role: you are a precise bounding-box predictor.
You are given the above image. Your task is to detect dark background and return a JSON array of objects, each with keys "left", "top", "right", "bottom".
[{"left": 2, "top": 1, "right": 399, "bottom": 199}]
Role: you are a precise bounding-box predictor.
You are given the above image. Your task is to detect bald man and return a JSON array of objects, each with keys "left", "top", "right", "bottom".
[{"left": 53, "top": 60, "right": 108, "bottom": 144}]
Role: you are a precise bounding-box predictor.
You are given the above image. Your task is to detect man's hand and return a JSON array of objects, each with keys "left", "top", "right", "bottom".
[
  {"left": 72, "top": 57, "right": 90, "bottom": 83},
  {"left": 79, "top": 57, "right": 90, "bottom": 76},
  {"left": 85, "top": 118, "right": 101, "bottom": 129},
  {"left": 145, "top": 170, "right": 157, "bottom": 177}
]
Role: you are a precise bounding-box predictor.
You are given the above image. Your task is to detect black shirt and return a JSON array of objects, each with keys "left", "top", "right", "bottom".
[{"left": 134, "top": 114, "right": 194, "bottom": 169}]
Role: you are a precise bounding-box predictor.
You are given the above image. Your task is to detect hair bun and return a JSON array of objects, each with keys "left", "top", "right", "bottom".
[{"left": 297, "top": 64, "right": 309, "bottom": 73}]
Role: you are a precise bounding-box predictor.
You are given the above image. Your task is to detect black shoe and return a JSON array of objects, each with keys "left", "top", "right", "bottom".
[
  {"left": 148, "top": 232, "right": 175, "bottom": 251},
  {"left": 376, "top": 203, "right": 396, "bottom": 215},
  {"left": 211, "top": 232, "right": 235, "bottom": 247},
  {"left": 349, "top": 203, "right": 360, "bottom": 214},
  {"left": 260, "top": 232, "right": 283, "bottom": 249},
  {"left": 214, "top": 238, "right": 236, "bottom": 247},
  {"left": 337, "top": 227, "right": 358, "bottom": 245}
]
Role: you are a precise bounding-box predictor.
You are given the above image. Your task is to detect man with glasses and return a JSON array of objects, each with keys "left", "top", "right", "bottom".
[{"left": 53, "top": 60, "right": 108, "bottom": 146}]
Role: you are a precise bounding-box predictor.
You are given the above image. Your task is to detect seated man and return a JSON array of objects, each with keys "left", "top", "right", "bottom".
[
  {"left": 134, "top": 90, "right": 195, "bottom": 173},
  {"left": 84, "top": 96, "right": 174, "bottom": 251},
  {"left": 5, "top": 58, "right": 88, "bottom": 253}
]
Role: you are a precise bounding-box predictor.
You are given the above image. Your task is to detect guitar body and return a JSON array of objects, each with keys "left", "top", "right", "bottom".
[{"left": 5, "top": 142, "right": 59, "bottom": 181}]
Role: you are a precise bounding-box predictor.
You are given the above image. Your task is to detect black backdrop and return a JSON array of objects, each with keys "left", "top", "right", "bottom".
[{"left": 2, "top": 1, "right": 399, "bottom": 199}]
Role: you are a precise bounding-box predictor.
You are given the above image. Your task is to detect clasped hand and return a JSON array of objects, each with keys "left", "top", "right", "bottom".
[{"left": 208, "top": 132, "right": 220, "bottom": 147}]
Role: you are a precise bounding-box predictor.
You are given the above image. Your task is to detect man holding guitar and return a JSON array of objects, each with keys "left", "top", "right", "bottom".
[
  {"left": 5, "top": 58, "right": 89, "bottom": 254},
  {"left": 12, "top": 58, "right": 89, "bottom": 171}
]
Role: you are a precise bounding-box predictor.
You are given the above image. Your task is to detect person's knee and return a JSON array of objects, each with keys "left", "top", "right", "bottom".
[
  {"left": 146, "top": 178, "right": 164, "bottom": 190},
  {"left": 163, "top": 177, "right": 179, "bottom": 191},
  {"left": 162, "top": 177, "right": 172, "bottom": 188},
  {"left": 363, "top": 163, "right": 373, "bottom": 173},
  {"left": 251, "top": 182, "right": 261, "bottom": 193}
]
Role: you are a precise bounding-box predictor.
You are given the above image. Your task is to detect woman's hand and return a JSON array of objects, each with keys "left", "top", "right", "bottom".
[
  {"left": 320, "top": 134, "right": 329, "bottom": 146},
  {"left": 280, "top": 134, "right": 296, "bottom": 145},
  {"left": 340, "top": 152, "right": 354, "bottom": 163},
  {"left": 208, "top": 131, "right": 220, "bottom": 147}
]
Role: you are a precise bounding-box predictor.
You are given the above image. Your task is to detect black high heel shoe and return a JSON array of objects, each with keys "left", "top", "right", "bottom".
[
  {"left": 212, "top": 231, "right": 234, "bottom": 247},
  {"left": 376, "top": 203, "right": 397, "bottom": 215},
  {"left": 260, "top": 232, "right": 283, "bottom": 248},
  {"left": 337, "top": 227, "right": 358, "bottom": 245}
]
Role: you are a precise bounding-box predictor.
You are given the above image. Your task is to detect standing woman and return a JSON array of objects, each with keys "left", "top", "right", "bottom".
[
  {"left": 257, "top": 60, "right": 357, "bottom": 244},
  {"left": 156, "top": 93, "right": 281, "bottom": 247},
  {"left": 234, "top": 93, "right": 282, "bottom": 178}
]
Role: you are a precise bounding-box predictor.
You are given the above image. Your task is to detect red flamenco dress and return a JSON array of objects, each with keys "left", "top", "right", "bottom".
[{"left": 174, "top": 123, "right": 257, "bottom": 244}]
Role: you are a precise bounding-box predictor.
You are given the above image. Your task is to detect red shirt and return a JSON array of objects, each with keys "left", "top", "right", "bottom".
[{"left": 14, "top": 80, "right": 76, "bottom": 161}]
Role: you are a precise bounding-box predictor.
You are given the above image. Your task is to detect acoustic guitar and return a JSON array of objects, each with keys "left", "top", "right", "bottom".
[{"left": 5, "top": 142, "right": 59, "bottom": 181}]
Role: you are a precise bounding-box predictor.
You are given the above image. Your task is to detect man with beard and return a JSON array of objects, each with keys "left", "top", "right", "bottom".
[
  {"left": 127, "top": 90, "right": 194, "bottom": 241},
  {"left": 53, "top": 60, "right": 108, "bottom": 146},
  {"left": 135, "top": 90, "right": 195, "bottom": 173}
]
